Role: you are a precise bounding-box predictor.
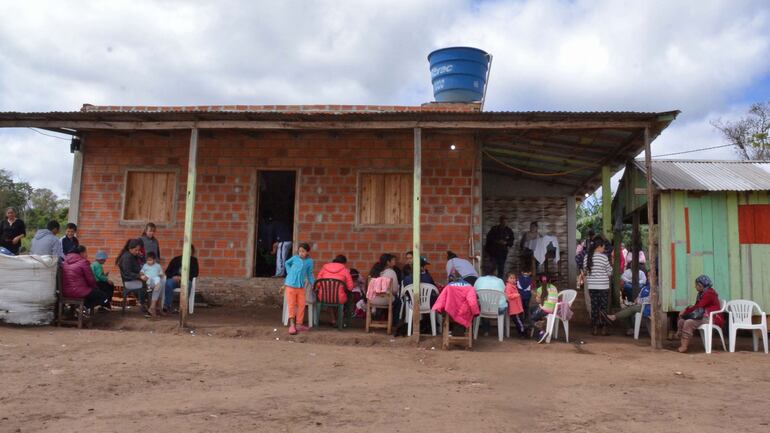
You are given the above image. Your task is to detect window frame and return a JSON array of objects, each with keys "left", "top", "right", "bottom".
[
  {"left": 119, "top": 166, "right": 180, "bottom": 227},
  {"left": 355, "top": 169, "right": 413, "bottom": 228}
]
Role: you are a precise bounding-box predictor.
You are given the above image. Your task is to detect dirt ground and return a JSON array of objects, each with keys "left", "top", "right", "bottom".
[{"left": 1, "top": 307, "right": 769, "bottom": 433}]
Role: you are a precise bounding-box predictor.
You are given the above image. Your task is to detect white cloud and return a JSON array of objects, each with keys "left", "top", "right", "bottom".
[{"left": 1, "top": 0, "right": 769, "bottom": 195}]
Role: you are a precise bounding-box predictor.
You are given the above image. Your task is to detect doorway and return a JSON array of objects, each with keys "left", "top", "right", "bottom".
[{"left": 254, "top": 170, "right": 297, "bottom": 277}]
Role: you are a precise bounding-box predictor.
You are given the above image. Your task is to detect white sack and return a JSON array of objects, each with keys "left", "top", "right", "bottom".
[{"left": 0, "top": 254, "right": 58, "bottom": 325}]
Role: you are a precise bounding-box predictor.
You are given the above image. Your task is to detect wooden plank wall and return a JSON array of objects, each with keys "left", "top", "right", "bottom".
[
  {"left": 482, "top": 197, "right": 568, "bottom": 288},
  {"left": 659, "top": 190, "right": 770, "bottom": 313}
]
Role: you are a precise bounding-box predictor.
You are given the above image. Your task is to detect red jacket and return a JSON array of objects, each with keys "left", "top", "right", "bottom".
[
  {"left": 317, "top": 263, "right": 353, "bottom": 303},
  {"left": 432, "top": 284, "right": 480, "bottom": 328},
  {"left": 682, "top": 287, "right": 724, "bottom": 328},
  {"left": 61, "top": 253, "right": 97, "bottom": 298}
]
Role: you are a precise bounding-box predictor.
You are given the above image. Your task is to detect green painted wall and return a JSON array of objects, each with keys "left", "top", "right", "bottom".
[{"left": 657, "top": 190, "right": 770, "bottom": 312}]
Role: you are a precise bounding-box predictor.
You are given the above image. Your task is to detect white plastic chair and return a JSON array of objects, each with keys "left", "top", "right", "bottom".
[
  {"left": 404, "top": 283, "right": 440, "bottom": 336},
  {"left": 172, "top": 277, "right": 198, "bottom": 315},
  {"left": 281, "top": 282, "right": 315, "bottom": 328},
  {"left": 545, "top": 289, "right": 577, "bottom": 343},
  {"left": 472, "top": 289, "right": 508, "bottom": 342},
  {"left": 726, "top": 300, "right": 768, "bottom": 353},
  {"left": 633, "top": 301, "right": 651, "bottom": 340},
  {"left": 697, "top": 299, "right": 726, "bottom": 354}
]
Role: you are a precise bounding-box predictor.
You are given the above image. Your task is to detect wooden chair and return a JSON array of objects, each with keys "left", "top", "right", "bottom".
[
  {"left": 441, "top": 312, "right": 473, "bottom": 350},
  {"left": 57, "top": 296, "right": 91, "bottom": 329},
  {"left": 366, "top": 291, "right": 393, "bottom": 335},
  {"left": 313, "top": 278, "right": 348, "bottom": 330}
]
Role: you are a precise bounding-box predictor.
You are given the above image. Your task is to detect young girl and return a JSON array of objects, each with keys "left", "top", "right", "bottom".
[
  {"left": 284, "top": 243, "right": 314, "bottom": 335},
  {"left": 139, "top": 222, "right": 161, "bottom": 264},
  {"left": 504, "top": 271, "right": 525, "bottom": 337},
  {"left": 349, "top": 268, "right": 367, "bottom": 319},
  {"left": 530, "top": 275, "right": 559, "bottom": 341}
]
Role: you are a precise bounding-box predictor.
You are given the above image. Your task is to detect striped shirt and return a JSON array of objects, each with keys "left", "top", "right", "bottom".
[{"left": 583, "top": 253, "right": 612, "bottom": 290}]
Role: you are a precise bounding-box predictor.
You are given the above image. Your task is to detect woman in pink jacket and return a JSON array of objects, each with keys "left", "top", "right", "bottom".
[
  {"left": 61, "top": 245, "right": 111, "bottom": 310},
  {"left": 317, "top": 254, "right": 355, "bottom": 326}
]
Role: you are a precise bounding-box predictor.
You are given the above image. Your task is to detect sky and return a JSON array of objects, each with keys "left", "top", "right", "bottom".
[{"left": 1, "top": 0, "right": 769, "bottom": 198}]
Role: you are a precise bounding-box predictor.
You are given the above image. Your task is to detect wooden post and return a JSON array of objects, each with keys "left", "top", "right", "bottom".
[
  {"left": 68, "top": 138, "right": 85, "bottom": 225},
  {"left": 612, "top": 227, "right": 622, "bottom": 308},
  {"left": 643, "top": 127, "right": 662, "bottom": 348},
  {"left": 601, "top": 165, "right": 612, "bottom": 241},
  {"left": 411, "top": 127, "right": 422, "bottom": 342},
  {"left": 179, "top": 127, "right": 199, "bottom": 328},
  {"left": 631, "top": 210, "right": 640, "bottom": 299}
]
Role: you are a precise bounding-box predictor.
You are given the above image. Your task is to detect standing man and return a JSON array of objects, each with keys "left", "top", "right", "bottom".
[
  {"left": 0, "top": 207, "right": 26, "bottom": 255},
  {"left": 485, "top": 216, "right": 514, "bottom": 278}
]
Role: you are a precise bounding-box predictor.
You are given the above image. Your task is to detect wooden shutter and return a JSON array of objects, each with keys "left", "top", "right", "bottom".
[
  {"left": 359, "top": 173, "right": 412, "bottom": 225},
  {"left": 124, "top": 171, "right": 176, "bottom": 222}
]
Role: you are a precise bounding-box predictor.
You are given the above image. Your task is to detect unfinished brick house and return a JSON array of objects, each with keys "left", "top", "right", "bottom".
[{"left": 0, "top": 104, "right": 677, "bottom": 310}]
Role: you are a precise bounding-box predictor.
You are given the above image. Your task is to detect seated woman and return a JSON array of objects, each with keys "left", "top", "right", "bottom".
[
  {"left": 368, "top": 253, "right": 402, "bottom": 331},
  {"left": 446, "top": 251, "right": 479, "bottom": 285},
  {"left": 675, "top": 275, "right": 724, "bottom": 353},
  {"left": 473, "top": 263, "right": 507, "bottom": 336},
  {"left": 62, "top": 245, "right": 111, "bottom": 311},
  {"left": 317, "top": 254, "right": 354, "bottom": 326},
  {"left": 604, "top": 282, "right": 650, "bottom": 336},
  {"left": 116, "top": 238, "right": 149, "bottom": 315}
]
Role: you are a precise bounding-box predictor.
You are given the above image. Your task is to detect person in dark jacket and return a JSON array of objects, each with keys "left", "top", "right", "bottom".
[
  {"left": 61, "top": 245, "right": 111, "bottom": 309},
  {"left": 0, "top": 207, "right": 26, "bottom": 255},
  {"left": 60, "top": 223, "right": 80, "bottom": 257},
  {"left": 163, "top": 245, "right": 200, "bottom": 312},
  {"left": 485, "top": 215, "right": 514, "bottom": 278},
  {"left": 676, "top": 275, "right": 724, "bottom": 353},
  {"left": 116, "top": 238, "right": 148, "bottom": 312}
]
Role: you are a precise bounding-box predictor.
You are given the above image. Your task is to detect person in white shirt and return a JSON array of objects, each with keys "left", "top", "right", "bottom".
[
  {"left": 446, "top": 250, "right": 479, "bottom": 285},
  {"left": 621, "top": 263, "right": 647, "bottom": 302}
]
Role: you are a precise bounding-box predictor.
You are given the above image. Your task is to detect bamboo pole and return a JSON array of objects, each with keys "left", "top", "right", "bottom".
[
  {"left": 412, "top": 127, "right": 422, "bottom": 342},
  {"left": 179, "top": 127, "right": 199, "bottom": 328},
  {"left": 643, "top": 127, "right": 662, "bottom": 349}
]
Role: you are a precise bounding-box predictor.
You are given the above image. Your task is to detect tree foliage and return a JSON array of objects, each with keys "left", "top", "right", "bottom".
[
  {"left": 0, "top": 169, "right": 33, "bottom": 214},
  {"left": 0, "top": 169, "right": 68, "bottom": 229},
  {"left": 712, "top": 101, "right": 770, "bottom": 161}
]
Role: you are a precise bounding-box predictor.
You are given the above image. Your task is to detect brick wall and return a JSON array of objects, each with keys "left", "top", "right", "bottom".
[{"left": 78, "top": 129, "right": 479, "bottom": 303}]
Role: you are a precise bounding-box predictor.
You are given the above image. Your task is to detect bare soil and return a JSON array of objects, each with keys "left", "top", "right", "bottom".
[{"left": 1, "top": 306, "right": 769, "bottom": 433}]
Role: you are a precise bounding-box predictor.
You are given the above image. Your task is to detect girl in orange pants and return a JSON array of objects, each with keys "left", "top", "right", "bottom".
[{"left": 283, "top": 242, "right": 315, "bottom": 335}]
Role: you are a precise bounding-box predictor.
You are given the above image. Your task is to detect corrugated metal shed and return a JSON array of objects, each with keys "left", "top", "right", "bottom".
[{"left": 635, "top": 160, "right": 770, "bottom": 191}]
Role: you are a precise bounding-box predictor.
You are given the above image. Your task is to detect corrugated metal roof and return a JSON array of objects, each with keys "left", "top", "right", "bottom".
[{"left": 634, "top": 160, "right": 770, "bottom": 191}]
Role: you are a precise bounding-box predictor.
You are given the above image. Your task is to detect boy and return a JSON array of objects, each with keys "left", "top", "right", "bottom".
[
  {"left": 141, "top": 252, "right": 165, "bottom": 317},
  {"left": 517, "top": 268, "right": 534, "bottom": 325},
  {"left": 60, "top": 223, "right": 79, "bottom": 257},
  {"left": 91, "top": 251, "right": 114, "bottom": 309}
]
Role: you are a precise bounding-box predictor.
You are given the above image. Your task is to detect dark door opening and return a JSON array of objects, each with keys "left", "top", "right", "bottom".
[{"left": 255, "top": 170, "right": 296, "bottom": 277}]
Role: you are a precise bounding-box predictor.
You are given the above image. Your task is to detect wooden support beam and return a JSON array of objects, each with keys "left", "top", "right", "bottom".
[
  {"left": 67, "top": 136, "right": 85, "bottom": 224},
  {"left": 0, "top": 119, "right": 654, "bottom": 131},
  {"left": 643, "top": 127, "right": 663, "bottom": 349},
  {"left": 179, "top": 127, "right": 199, "bottom": 328},
  {"left": 632, "top": 210, "right": 641, "bottom": 299},
  {"left": 601, "top": 165, "right": 612, "bottom": 240},
  {"left": 412, "top": 127, "right": 422, "bottom": 343},
  {"left": 612, "top": 227, "right": 622, "bottom": 308}
]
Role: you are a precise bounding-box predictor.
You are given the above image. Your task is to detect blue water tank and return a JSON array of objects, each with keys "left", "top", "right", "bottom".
[{"left": 428, "top": 47, "right": 490, "bottom": 103}]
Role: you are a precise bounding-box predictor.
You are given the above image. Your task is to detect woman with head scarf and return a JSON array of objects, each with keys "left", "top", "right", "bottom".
[{"left": 676, "top": 275, "right": 724, "bottom": 353}]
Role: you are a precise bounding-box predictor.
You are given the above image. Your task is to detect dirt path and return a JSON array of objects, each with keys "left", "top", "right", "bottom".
[{"left": 1, "top": 308, "right": 769, "bottom": 432}]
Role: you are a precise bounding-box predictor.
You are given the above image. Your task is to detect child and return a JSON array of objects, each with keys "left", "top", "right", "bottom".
[
  {"left": 530, "top": 275, "right": 559, "bottom": 341},
  {"left": 517, "top": 268, "right": 535, "bottom": 324},
  {"left": 349, "top": 268, "right": 367, "bottom": 319},
  {"left": 91, "top": 250, "right": 115, "bottom": 308},
  {"left": 60, "top": 223, "right": 80, "bottom": 257},
  {"left": 504, "top": 271, "right": 526, "bottom": 337},
  {"left": 141, "top": 252, "right": 165, "bottom": 317},
  {"left": 284, "top": 242, "right": 314, "bottom": 335},
  {"left": 139, "top": 222, "right": 161, "bottom": 264}
]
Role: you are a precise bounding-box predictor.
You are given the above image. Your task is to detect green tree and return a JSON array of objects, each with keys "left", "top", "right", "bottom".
[
  {"left": 712, "top": 101, "right": 770, "bottom": 161},
  {"left": 0, "top": 169, "right": 33, "bottom": 214}
]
